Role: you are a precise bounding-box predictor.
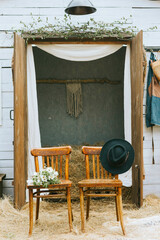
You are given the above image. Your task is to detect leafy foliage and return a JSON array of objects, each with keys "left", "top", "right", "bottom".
[{"left": 16, "top": 14, "right": 138, "bottom": 41}]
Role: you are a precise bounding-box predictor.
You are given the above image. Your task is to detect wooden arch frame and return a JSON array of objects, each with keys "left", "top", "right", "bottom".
[{"left": 13, "top": 31, "right": 143, "bottom": 209}]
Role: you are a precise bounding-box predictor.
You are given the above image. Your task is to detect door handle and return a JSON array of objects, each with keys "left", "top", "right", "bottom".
[{"left": 10, "top": 110, "right": 14, "bottom": 120}]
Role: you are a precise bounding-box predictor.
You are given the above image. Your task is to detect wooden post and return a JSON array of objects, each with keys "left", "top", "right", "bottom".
[
  {"left": 131, "top": 30, "right": 144, "bottom": 207},
  {"left": 14, "top": 33, "right": 28, "bottom": 209},
  {"left": 0, "top": 174, "right": 6, "bottom": 197}
]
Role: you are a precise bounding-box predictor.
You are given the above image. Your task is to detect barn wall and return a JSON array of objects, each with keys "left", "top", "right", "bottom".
[{"left": 0, "top": 0, "right": 160, "bottom": 198}]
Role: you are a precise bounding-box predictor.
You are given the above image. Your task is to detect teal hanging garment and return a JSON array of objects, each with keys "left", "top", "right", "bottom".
[
  {"left": 146, "top": 52, "right": 160, "bottom": 127},
  {"left": 146, "top": 52, "right": 160, "bottom": 164}
]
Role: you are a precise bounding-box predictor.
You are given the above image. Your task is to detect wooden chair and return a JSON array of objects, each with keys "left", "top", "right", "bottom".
[
  {"left": 27, "top": 146, "right": 73, "bottom": 236},
  {"left": 78, "top": 146, "right": 125, "bottom": 235}
]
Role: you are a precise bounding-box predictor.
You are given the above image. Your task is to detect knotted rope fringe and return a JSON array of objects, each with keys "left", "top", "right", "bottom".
[{"left": 66, "top": 83, "right": 82, "bottom": 118}]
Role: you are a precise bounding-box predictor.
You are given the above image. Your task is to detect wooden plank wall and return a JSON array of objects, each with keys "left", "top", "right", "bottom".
[{"left": 0, "top": 0, "right": 160, "bottom": 198}]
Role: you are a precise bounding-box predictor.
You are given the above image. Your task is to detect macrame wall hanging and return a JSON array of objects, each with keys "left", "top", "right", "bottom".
[
  {"left": 37, "top": 78, "right": 120, "bottom": 118},
  {"left": 66, "top": 83, "right": 83, "bottom": 118}
]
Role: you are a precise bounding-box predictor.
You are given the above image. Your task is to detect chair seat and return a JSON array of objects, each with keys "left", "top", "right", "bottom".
[
  {"left": 78, "top": 179, "right": 122, "bottom": 188},
  {"left": 27, "top": 179, "right": 72, "bottom": 189}
]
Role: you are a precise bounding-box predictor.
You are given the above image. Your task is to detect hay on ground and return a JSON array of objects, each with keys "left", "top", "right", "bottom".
[{"left": 0, "top": 195, "right": 160, "bottom": 240}]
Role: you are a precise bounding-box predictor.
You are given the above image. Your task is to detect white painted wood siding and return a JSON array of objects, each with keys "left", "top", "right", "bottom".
[
  {"left": 143, "top": 52, "right": 160, "bottom": 198},
  {"left": 0, "top": 0, "right": 160, "bottom": 198},
  {"left": 0, "top": 65, "right": 13, "bottom": 197}
]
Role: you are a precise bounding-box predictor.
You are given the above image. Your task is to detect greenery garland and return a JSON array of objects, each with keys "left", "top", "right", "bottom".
[{"left": 16, "top": 14, "right": 138, "bottom": 41}]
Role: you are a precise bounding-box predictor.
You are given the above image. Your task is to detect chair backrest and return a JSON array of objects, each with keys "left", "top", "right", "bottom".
[
  {"left": 82, "top": 146, "right": 118, "bottom": 179},
  {"left": 31, "top": 146, "right": 72, "bottom": 180}
]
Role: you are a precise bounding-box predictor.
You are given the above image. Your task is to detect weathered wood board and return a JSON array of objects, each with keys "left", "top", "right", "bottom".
[
  {"left": 131, "top": 30, "right": 143, "bottom": 207},
  {"left": 14, "top": 33, "right": 28, "bottom": 208}
]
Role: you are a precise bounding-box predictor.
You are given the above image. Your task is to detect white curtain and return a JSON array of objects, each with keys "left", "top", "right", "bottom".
[
  {"left": 27, "top": 43, "right": 131, "bottom": 186},
  {"left": 27, "top": 45, "right": 41, "bottom": 181},
  {"left": 120, "top": 45, "right": 132, "bottom": 187},
  {"left": 124, "top": 45, "right": 131, "bottom": 143},
  {"left": 37, "top": 44, "right": 123, "bottom": 62}
]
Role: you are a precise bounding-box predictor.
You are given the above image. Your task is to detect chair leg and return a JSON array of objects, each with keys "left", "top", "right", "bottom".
[
  {"left": 86, "top": 188, "right": 90, "bottom": 220},
  {"left": 115, "top": 191, "right": 119, "bottom": 221},
  {"left": 71, "top": 209, "right": 74, "bottom": 222},
  {"left": 79, "top": 187, "right": 85, "bottom": 232},
  {"left": 29, "top": 189, "right": 33, "bottom": 236},
  {"left": 35, "top": 189, "right": 40, "bottom": 222},
  {"left": 117, "top": 187, "right": 125, "bottom": 235},
  {"left": 66, "top": 187, "right": 73, "bottom": 232}
]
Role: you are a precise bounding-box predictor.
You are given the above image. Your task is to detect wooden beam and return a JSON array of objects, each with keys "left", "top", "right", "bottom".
[
  {"left": 26, "top": 36, "right": 130, "bottom": 45},
  {"left": 36, "top": 79, "right": 121, "bottom": 85},
  {"left": 29, "top": 40, "right": 130, "bottom": 45},
  {"left": 23, "top": 35, "right": 133, "bottom": 44},
  {"left": 29, "top": 40, "right": 130, "bottom": 44},
  {"left": 131, "top": 30, "right": 144, "bottom": 207},
  {"left": 14, "top": 33, "right": 28, "bottom": 209}
]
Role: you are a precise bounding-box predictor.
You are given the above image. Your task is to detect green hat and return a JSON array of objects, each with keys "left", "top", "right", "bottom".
[{"left": 100, "top": 139, "right": 134, "bottom": 175}]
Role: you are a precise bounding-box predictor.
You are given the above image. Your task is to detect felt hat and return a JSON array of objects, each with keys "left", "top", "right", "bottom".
[{"left": 100, "top": 139, "right": 134, "bottom": 175}]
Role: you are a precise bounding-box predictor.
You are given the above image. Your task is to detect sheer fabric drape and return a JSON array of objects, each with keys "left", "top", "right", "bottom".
[
  {"left": 27, "top": 45, "right": 41, "bottom": 181},
  {"left": 27, "top": 43, "right": 131, "bottom": 186}
]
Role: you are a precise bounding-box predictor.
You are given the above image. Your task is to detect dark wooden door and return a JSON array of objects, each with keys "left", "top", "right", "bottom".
[
  {"left": 14, "top": 33, "right": 28, "bottom": 209},
  {"left": 131, "top": 30, "right": 144, "bottom": 207}
]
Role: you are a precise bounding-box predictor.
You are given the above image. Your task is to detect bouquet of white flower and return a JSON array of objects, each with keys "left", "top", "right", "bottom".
[{"left": 28, "top": 167, "right": 61, "bottom": 188}]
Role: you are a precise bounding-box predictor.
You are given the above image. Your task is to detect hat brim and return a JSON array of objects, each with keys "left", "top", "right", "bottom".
[{"left": 100, "top": 139, "right": 134, "bottom": 175}]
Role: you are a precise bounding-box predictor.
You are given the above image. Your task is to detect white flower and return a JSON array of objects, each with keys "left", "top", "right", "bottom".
[
  {"left": 41, "top": 175, "right": 47, "bottom": 182},
  {"left": 50, "top": 173, "right": 55, "bottom": 180},
  {"left": 54, "top": 171, "right": 58, "bottom": 177},
  {"left": 31, "top": 167, "right": 60, "bottom": 187},
  {"left": 47, "top": 167, "right": 53, "bottom": 173},
  {"left": 50, "top": 175, "right": 54, "bottom": 180}
]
